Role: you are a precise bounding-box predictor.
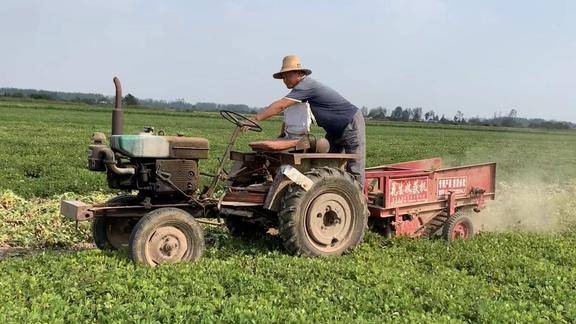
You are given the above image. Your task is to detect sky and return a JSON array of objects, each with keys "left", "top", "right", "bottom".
[{"left": 1, "top": 0, "right": 575, "bottom": 122}]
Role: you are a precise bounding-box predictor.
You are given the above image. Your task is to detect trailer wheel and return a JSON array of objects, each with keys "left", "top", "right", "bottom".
[
  {"left": 442, "top": 212, "right": 475, "bottom": 241},
  {"left": 279, "top": 167, "right": 368, "bottom": 257},
  {"left": 93, "top": 194, "right": 140, "bottom": 250},
  {"left": 129, "top": 208, "right": 204, "bottom": 266}
]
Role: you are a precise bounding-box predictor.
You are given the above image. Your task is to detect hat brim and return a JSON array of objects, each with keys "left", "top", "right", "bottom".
[{"left": 273, "top": 68, "right": 312, "bottom": 79}]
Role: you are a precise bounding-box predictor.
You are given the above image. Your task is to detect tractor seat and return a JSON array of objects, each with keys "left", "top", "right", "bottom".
[
  {"left": 249, "top": 138, "right": 308, "bottom": 152},
  {"left": 249, "top": 136, "right": 330, "bottom": 153}
]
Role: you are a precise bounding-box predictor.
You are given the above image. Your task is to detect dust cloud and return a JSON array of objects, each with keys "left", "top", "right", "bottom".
[
  {"left": 444, "top": 142, "right": 576, "bottom": 234},
  {"left": 476, "top": 179, "right": 576, "bottom": 233}
]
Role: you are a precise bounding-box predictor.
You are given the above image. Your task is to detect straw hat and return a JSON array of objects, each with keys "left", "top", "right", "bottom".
[{"left": 273, "top": 55, "right": 312, "bottom": 79}]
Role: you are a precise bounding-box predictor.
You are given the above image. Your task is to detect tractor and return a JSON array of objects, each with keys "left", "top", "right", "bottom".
[{"left": 61, "top": 77, "right": 368, "bottom": 266}]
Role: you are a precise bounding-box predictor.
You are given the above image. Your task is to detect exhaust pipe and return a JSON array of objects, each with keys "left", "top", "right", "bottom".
[{"left": 112, "top": 76, "right": 123, "bottom": 135}]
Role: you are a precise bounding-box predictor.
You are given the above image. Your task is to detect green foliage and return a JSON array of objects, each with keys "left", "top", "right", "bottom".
[
  {"left": 0, "top": 231, "right": 575, "bottom": 322},
  {"left": 1, "top": 100, "right": 575, "bottom": 198},
  {"left": 1, "top": 99, "right": 576, "bottom": 322}
]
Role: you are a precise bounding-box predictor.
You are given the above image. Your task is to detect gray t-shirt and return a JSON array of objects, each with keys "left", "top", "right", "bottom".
[{"left": 285, "top": 76, "right": 358, "bottom": 136}]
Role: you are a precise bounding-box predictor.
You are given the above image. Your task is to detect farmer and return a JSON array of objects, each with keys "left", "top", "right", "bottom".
[{"left": 251, "top": 55, "right": 366, "bottom": 187}]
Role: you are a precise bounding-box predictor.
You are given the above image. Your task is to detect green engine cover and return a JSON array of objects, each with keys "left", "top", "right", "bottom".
[{"left": 110, "top": 135, "right": 170, "bottom": 158}]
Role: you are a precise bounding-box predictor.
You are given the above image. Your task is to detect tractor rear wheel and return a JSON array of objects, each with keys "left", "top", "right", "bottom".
[
  {"left": 442, "top": 211, "right": 475, "bottom": 241},
  {"left": 129, "top": 208, "right": 204, "bottom": 266},
  {"left": 279, "top": 167, "right": 368, "bottom": 257},
  {"left": 93, "top": 194, "right": 140, "bottom": 250}
]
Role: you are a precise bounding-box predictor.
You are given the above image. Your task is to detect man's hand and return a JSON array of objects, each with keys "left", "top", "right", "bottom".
[{"left": 240, "top": 118, "right": 258, "bottom": 132}]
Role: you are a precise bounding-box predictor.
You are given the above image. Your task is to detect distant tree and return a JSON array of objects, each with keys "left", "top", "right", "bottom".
[
  {"left": 390, "top": 106, "right": 403, "bottom": 120},
  {"left": 454, "top": 110, "right": 465, "bottom": 123},
  {"left": 123, "top": 94, "right": 139, "bottom": 106},
  {"left": 368, "top": 106, "right": 387, "bottom": 119},
  {"left": 30, "top": 93, "right": 54, "bottom": 100},
  {"left": 508, "top": 109, "right": 518, "bottom": 118},
  {"left": 361, "top": 106, "right": 369, "bottom": 117},
  {"left": 401, "top": 108, "right": 412, "bottom": 121},
  {"left": 424, "top": 110, "right": 436, "bottom": 121},
  {"left": 412, "top": 107, "right": 423, "bottom": 122}
]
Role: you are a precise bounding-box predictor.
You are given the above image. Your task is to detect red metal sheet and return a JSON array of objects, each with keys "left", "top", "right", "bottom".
[
  {"left": 437, "top": 176, "right": 468, "bottom": 196},
  {"left": 387, "top": 177, "right": 430, "bottom": 206}
]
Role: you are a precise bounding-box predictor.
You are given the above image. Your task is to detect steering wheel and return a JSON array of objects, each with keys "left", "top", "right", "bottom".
[{"left": 219, "top": 110, "right": 262, "bottom": 132}]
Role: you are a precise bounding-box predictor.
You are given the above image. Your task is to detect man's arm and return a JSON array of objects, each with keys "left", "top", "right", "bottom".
[{"left": 254, "top": 98, "right": 298, "bottom": 122}]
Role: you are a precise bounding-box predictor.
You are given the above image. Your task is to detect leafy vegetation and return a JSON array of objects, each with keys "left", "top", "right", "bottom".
[
  {"left": 1, "top": 100, "right": 575, "bottom": 198},
  {"left": 1, "top": 231, "right": 575, "bottom": 322},
  {"left": 1, "top": 99, "right": 575, "bottom": 322}
]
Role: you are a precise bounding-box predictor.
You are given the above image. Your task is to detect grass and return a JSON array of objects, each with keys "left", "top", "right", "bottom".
[
  {"left": 1, "top": 231, "right": 575, "bottom": 322},
  {"left": 1, "top": 100, "right": 575, "bottom": 197},
  {"left": 1, "top": 99, "right": 576, "bottom": 322}
]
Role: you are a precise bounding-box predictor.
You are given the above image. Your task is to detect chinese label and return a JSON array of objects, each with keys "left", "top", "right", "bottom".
[
  {"left": 437, "top": 177, "right": 467, "bottom": 196},
  {"left": 389, "top": 177, "right": 429, "bottom": 205}
]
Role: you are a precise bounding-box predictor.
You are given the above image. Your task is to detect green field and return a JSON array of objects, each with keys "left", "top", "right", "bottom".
[{"left": 1, "top": 99, "right": 576, "bottom": 322}]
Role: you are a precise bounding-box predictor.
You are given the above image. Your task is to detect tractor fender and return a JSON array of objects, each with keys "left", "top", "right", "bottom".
[{"left": 264, "top": 165, "right": 313, "bottom": 211}]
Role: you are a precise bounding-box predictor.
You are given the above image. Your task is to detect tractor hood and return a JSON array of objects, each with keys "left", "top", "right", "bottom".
[{"left": 111, "top": 134, "right": 209, "bottom": 159}]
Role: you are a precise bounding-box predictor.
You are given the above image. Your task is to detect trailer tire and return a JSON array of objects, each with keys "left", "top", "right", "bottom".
[
  {"left": 93, "top": 194, "right": 140, "bottom": 250},
  {"left": 129, "top": 208, "right": 204, "bottom": 266},
  {"left": 442, "top": 211, "right": 475, "bottom": 241},
  {"left": 279, "top": 167, "right": 368, "bottom": 257}
]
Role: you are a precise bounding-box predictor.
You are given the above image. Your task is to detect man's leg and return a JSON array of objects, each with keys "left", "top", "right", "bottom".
[
  {"left": 340, "top": 111, "right": 366, "bottom": 188},
  {"left": 327, "top": 134, "right": 344, "bottom": 154}
]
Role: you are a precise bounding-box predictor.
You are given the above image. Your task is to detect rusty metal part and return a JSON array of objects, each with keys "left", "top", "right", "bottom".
[
  {"left": 304, "top": 192, "right": 355, "bottom": 253},
  {"left": 195, "top": 219, "right": 224, "bottom": 226},
  {"left": 61, "top": 200, "right": 94, "bottom": 221},
  {"left": 112, "top": 77, "right": 123, "bottom": 136},
  {"left": 145, "top": 226, "right": 188, "bottom": 264},
  {"left": 203, "top": 125, "right": 242, "bottom": 199},
  {"left": 96, "top": 145, "right": 135, "bottom": 175},
  {"left": 221, "top": 187, "right": 266, "bottom": 206},
  {"left": 108, "top": 162, "right": 135, "bottom": 175},
  {"left": 279, "top": 153, "right": 359, "bottom": 165}
]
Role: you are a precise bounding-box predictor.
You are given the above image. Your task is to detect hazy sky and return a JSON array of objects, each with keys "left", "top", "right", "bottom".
[{"left": 1, "top": 0, "right": 575, "bottom": 121}]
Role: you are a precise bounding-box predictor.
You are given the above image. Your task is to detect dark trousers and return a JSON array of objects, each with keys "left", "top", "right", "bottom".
[{"left": 326, "top": 110, "right": 366, "bottom": 188}]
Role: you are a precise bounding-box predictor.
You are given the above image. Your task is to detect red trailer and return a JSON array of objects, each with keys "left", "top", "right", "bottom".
[{"left": 363, "top": 157, "right": 496, "bottom": 239}]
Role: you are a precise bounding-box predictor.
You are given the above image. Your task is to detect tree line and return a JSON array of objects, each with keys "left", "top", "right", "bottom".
[
  {"left": 1, "top": 87, "right": 573, "bottom": 130},
  {"left": 363, "top": 106, "right": 574, "bottom": 130},
  {"left": 0, "top": 88, "right": 259, "bottom": 114}
]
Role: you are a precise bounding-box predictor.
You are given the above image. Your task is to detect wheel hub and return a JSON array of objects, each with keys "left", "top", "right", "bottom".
[
  {"left": 146, "top": 226, "right": 188, "bottom": 264},
  {"left": 451, "top": 222, "right": 469, "bottom": 239},
  {"left": 306, "top": 193, "right": 353, "bottom": 251}
]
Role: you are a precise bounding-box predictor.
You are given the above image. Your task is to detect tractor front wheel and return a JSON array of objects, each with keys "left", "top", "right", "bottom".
[
  {"left": 279, "top": 167, "right": 368, "bottom": 257},
  {"left": 129, "top": 208, "right": 204, "bottom": 266},
  {"left": 442, "top": 211, "right": 475, "bottom": 241},
  {"left": 93, "top": 194, "right": 140, "bottom": 250}
]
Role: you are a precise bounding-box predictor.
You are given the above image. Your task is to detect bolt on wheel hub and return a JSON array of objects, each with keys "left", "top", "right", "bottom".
[
  {"left": 306, "top": 193, "right": 354, "bottom": 252},
  {"left": 146, "top": 226, "right": 188, "bottom": 264}
]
